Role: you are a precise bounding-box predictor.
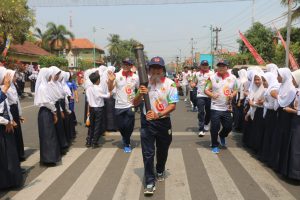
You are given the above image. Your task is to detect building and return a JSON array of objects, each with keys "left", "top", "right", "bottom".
[
  {"left": 66, "top": 38, "right": 105, "bottom": 67},
  {"left": 8, "top": 41, "right": 51, "bottom": 64}
]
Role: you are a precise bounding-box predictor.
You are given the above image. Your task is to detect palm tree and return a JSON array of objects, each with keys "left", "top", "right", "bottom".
[
  {"left": 33, "top": 27, "right": 46, "bottom": 48},
  {"left": 107, "top": 34, "right": 122, "bottom": 64},
  {"left": 43, "top": 22, "right": 75, "bottom": 54},
  {"left": 281, "top": 0, "right": 300, "bottom": 21}
]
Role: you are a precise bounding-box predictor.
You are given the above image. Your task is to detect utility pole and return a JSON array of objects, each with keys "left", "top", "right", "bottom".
[
  {"left": 176, "top": 56, "right": 179, "bottom": 74},
  {"left": 191, "top": 38, "right": 196, "bottom": 67},
  {"left": 285, "top": 0, "right": 293, "bottom": 68},
  {"left": 252, "top": 0, "right": 255, "bottom": 25},
  {"left": 213, "top": 27, "right": 222, "bottom": 51}
]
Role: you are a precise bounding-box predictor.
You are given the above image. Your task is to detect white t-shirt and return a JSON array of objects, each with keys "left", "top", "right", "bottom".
[
  {"left": 207, "top": 73, "right": 238, "bottom": 111},
  {"left": 296, "top": 89, "right": 300, "bottom": 116},
  {"left": 86, "top": 84, "right": 110, "bottom": 108},
  {"left": 181, "top": 71, "right": 191, "bottom": 85},
  {"left": 114, "top": 71, "right": 139, "bottom": 109},
  {"left": 196, "top": 70, "right": 214, "bottom": 98},
  {"left": 143, "top": 78, "right": 179, "bottom": 116}
]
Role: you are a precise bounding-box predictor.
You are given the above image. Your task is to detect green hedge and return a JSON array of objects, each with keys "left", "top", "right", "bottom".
[{"left": 38, "top": 55, "right": 68, "bottom": 68}]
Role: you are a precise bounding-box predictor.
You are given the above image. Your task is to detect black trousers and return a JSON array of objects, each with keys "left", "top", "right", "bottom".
[
  {"left": 141, "top": 117, "right": 172, "bottom": 186},
  {"left": 210, "top": 110, "right": 233, "bottom": 148},
  {"left": 197, "top": 97, "right": 211, "bottom": 131},
  {"left": 30, "top": 80, "right": 36, "bottom": 93},
  {"left": 190, "top": 87, "right": 197, "bottom": 107},
  {"left": 115, "top": 107, "right": 135, "bottom": 146},
  {"left": 86, "top": 107, "right": 105, "bottom": 145}
]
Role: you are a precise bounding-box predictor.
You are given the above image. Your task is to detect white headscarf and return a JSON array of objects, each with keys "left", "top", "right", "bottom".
[
  {"left": 262, "top": 72, "right": 280, "bottom": 115},
  {"left": 0, "top": 67, "right": 7, "bottom": 84},
  {"left": 266, "top": 63, "right": 278, "bottom": 76},
  {"left": 61, "top": 71, "right": 72, "bottom": 97},
  {"left": 248, "top": 71, "right": 265, "bottom": 120},
  {"left": 277, "top": 68, "right": 296, "bottom": 107},
  {"left": 84, "top": 68, "right": 97, "bottom": 90},
  {"left": 4, "top": 70, "right": 18, "bottom": 104},
  {"left": 98, "top": 65, "right": 107, "bottom": 77},
  {"left": 34, "top": 68, "right": 54, "bottom": 106},
  {"left": 48, "top": 66, "right": 64, "bottom": 100},
  {"left": 292, "top": 69, "right": 300, "bottom": 87}
]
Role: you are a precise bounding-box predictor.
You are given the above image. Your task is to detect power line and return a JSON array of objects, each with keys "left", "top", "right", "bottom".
[{"left": 28, "top": 0, "right": 252, "bottom": 7}]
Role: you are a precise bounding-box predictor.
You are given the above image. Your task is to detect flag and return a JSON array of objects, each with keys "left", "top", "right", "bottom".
[
  {"left": 238, "top": 31, "right": 265, "bottom": 65},
  {"left": 2, "top": 35, "right": 12, "bottom": 57},
  {"left": 276, "top": 28, "right": 299, "bottom": 70}
]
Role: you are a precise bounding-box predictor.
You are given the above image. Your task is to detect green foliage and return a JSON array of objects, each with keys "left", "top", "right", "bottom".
[
  {"left": 78, "top": 59, "right": 94, "bottom": 71},
  {"left": 238, "top": 22, "right": 276, "bottom": 63},
  {"left": 281, "top": 0, "right": 300, "bottom": 21},
  {"left": 107, "top": 34, "right": 143, "bottom": 66},
  {"left": 222, "top": 53, "right": 256, "bottom": 66},
  {"left": 0, "top": 0, "right": 35, "bottom": 53},
  {"left": 38, "top": 55, "right": 68, "bottom": 68}
]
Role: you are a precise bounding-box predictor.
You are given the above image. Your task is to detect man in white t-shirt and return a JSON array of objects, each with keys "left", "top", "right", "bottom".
[
  {"left": 195, "top": 60, "right": 214, "bottom": 136},
  {"left": 108, "top": 58, "right": 139, "bottom": 153},
  {"left": 205, "top": 60, "right": 238, "bottom": 154},
  {"left": 134, "top": 56, "right": 179, "bottom": 196},
  {"left": 181, "top": 66, "right": 191, "bottom": 102}
]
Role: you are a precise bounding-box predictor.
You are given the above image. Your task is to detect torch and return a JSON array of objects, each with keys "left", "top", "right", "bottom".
[{"left": 134, "top": 44, "right": 151, "bottom": 112}]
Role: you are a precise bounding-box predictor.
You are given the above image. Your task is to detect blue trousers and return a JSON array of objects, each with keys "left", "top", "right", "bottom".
[
  {"left": 210, "top": 110, "right": 233, "bottom": 148},
  {"left": 115, "top": 107, "right": 135, "bottom": 146},
  {"left": 197, "top": 97, "right": 211, "bottom": 131},
  {"left": 141, "top": 116, "right": 172, "bottom": 185}
]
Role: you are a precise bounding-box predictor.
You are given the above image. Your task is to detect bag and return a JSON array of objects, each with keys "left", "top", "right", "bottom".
[{"left": 86, "top": 116, "right": 90, "bottom": 127}]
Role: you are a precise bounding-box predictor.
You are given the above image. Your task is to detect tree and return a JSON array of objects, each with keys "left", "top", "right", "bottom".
[
  {"left": 238, "top": 22, "right": 276, "bottom": 64},
  {"left": 33, "top": 27, "right": 46, "bottom": 48},
  {"left": 43, "top": 22, "right": 75, "bottom": 53},
  {"left": 281, "top": 0, "right": 300, "bottom": 21},
  {"left": 0, "top": 0, "right": 35, "bottom": 54},
  {"left": 38, "top": 55, "right": 68, "bottom": 68}
]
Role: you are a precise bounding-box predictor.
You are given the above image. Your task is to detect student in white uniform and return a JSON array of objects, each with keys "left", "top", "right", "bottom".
[
  {"left": 134, "top": 56, "right": 179, "bottom": 196},
  {"left": 85, "top": 71, "right": 111, "bottom": 148},
  {"left": 108, "top": 58, "right": 139, "bottom": 153},
  {"left": 181, "top": 66, "right": 191, "bottom": 102},
  {"left": 205, "top": 60, "right": 238, "bottom": 154}
]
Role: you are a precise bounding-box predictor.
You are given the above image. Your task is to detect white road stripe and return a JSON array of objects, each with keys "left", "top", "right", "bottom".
[
  {"left": 12, "top": 148, "right": 86, "bottom": 200},
  {"left": 106, "top": 131, "right": 198, "bottom": 136},
  {"left": 165, "top": 148, "right": 192, "bottom": 200},
  {"left": 230, "top": 149, "right": 297, "bottom": 200},
  {"left": 61, "top": 148, "right": 117, "bottom": 200},
  {"left": 197, "top": 148, "right": 244, "bottom": 200},
  {"left": 22, "top": 104, "right": 35, "bottom": 109},
  {"left": 21, "top": 150, "right": 40, "bottom": 169},
  {"left": 112, "top": 149, "right": 143, "bottom": 200}
]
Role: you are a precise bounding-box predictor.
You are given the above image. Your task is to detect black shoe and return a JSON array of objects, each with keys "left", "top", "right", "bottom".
[
  {"left": 85, "top": 142, "right": 91, "bottom": 148},
  {"left": 144, "top": 184, "right": 156, "bottom": 196},
  {"left": 92, "top": 143, "right": 100, "bottom": 149}
]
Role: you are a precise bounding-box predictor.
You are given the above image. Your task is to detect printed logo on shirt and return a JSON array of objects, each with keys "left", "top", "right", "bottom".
[
  {"left": 223, "top": 86, "right": 231, "bottom": 96},
  {"left": 169, "top": 91, "right": 179, "bottom": 103},
  {"left": 154, "top": 98, "right": 167, "bottom": 112},
  {"left": 120, "top": 77, "right": 123, "bottom": 81},
  {"left": 125, "top": 85, "right": 133, "bottom": 95}
]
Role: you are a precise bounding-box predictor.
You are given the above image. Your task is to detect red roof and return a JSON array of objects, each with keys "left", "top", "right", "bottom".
[
  {"left": 70, "top": 38, "right": 104, "bottom": 51},
  {"left": 10, "top": 41, "right": 51, "bottom": 56}
]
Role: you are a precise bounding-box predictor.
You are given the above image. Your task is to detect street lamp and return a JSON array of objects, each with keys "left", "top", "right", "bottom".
[
  {"left": 93, "top": 26, "right": 104, "bottom": 68},
  {"left": 203, "top": 25, "right": 214, "bottom": 68}
]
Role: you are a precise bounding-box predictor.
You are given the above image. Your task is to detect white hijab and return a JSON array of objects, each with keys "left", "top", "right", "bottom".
[
  {"left": 84, "top": 68, "right": 97, "bottom": 90},
  {"left": 48, "top": 66, "right": 64, "bottom": 100},
  {"left": 262, "top": 72, "right": 280, "bottom": 96},
  {"left": 4, "top": 70, "right": 18, "bottom": 104},
  {"left": 266, "top": 63, "right": 278, "bottom": 76},
  {"left": 292, "top": 69, "right": 300, "bottom": 87},
  {"left": 248, "top": 72, "right": 265, "bottom": 120},
  {"left": 277, "top": 68, "right": 296, "bottom": 107},
  {"left": 34, "top": 68, "right": 54, "bottom": 106},
  {"left": 98, "top": 65, "right": 107, "bottom": 77},
  {"left": 0, "top": 67, "right": 7, "bottom": 84},
  {"left": 61, "top": 71, "right": 72, "bottom": 97}
]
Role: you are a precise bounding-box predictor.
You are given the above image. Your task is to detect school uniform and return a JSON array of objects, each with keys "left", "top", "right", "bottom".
[
  {"left": 269, "top": 68, "right": 296, "bottom": 172},
  {"left": 86, "top": 84, "right": 110, "bottom": 146},
  {"left": 114, "top": 70, "right": 139, "bottom": 146},
  {"left": 207, "top": 72, "right": 238, "bottom": 148},
  {"left": 195, "top": 70, "right": 214, "bottom": 132},
  {"left": 260, "top": 72, "right": 280, "bottom": 162},
  {"left": 0, "top": 98, "right": 23, "bottom": 189},
  {"left": 34, "top": 68, "right": 61, "bottom": 165},
  {"left": 140, "top": 77, "right": 179, "bottom": 186}
]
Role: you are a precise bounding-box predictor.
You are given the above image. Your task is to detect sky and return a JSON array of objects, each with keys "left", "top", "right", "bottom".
[{"left": 28, "top": 0, "right": 298, "bottom": 63}]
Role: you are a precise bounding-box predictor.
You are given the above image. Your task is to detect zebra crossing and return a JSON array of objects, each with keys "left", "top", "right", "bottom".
[{"left": 1, "top": 145, "right": 299, "bottom": 200}]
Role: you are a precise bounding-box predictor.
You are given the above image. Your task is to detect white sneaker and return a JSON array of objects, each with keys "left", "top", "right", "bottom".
[
  {"left": 198, "top": 131, "right": 205, "bottom": 137},
  {"left": 204, "top": 125, "right": 210, "bottom": 131}
]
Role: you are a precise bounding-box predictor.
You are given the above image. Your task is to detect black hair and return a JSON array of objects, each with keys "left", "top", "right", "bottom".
[{"left": 89, "top": 72, "right": 100, "bottom": 84}]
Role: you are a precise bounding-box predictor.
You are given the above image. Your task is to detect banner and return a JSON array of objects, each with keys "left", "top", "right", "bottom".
[
  {"left": 238, "top": 31, "right": 265, "bottom": 65},
  {"left": 276, "top": 28, "right": 299, "bottom": 70},
  {"left": 2, "top": 35, "right": 12, "bottom": 57}
]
